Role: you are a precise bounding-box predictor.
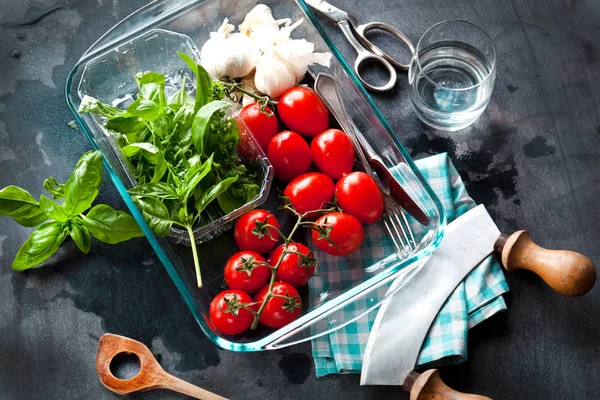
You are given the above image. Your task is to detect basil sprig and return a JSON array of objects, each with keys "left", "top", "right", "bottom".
[
  {"left": 77, "top": 53, "right": 261, "bottom": 288},
  {"left": 0, "top": 150, "right": 144, "bottom": 270}
]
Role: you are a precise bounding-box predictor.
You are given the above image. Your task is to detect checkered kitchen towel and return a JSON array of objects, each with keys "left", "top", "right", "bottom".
[{"left": 309, "top": 153, "right": 510, "bottom": 377}]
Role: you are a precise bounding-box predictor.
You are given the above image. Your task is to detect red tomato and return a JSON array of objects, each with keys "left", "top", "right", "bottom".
[
  {"left": 224, "top": 251, "right": 271, "bottom": 294},
  {"left": 238, "top": 104, "right": 279, "bottom": 153},
  {"left": 209, "top": 290, "right": 256, "bottom": 335},
  {"left": 270, "top": 243, "right": 317, "bottom": 287},
  {"left": 254, "top": 281, "right": 302, "bottom": 328},
  {"left": 311, "top": 212, "right": 365, "bottom": 256},
  {"left": 234, "top": 209, "right": 281, "bottom": 254},
  {"left": 283, "top": 172, "right": 335, "bottom": 216},
  {"left": 268, "top": 130, "right": 312, "bottom": 182},
  {"left": 311, "top": 129, "right": 355, "bottom": 180},
  {"left": 278, "top": 87, "right": 329, "bottom": 137},
  {"left": 335, "top": 172, "right": 384, "bottom": 224}
]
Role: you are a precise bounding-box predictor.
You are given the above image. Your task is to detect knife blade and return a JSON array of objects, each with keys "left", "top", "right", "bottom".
[
  {"left": 361, "top": 204, "right": 595, "bottom": 395},
  {"left": 361, "top": 204, "right": 499, "bottom": 386}
]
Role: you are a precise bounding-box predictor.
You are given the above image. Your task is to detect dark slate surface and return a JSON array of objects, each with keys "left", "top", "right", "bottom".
[{"left": 1, "top": 0, "right": 599, "bottom": 399}]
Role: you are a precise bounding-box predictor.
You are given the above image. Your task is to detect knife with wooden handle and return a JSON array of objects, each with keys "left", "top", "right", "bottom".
[{"left": 361, "top": 205, "right": 596, "bottom": 398}]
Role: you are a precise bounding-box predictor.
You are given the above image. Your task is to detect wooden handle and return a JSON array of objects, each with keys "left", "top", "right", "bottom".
[
  {"left": 404, "top": 370, "right": 492, "bottom": 400},
  {"left": 96, "top": 333, "right": 227, "bottom": 400},
  {"left": 496, "top": 231, "right": 596, "bottom": 296}
]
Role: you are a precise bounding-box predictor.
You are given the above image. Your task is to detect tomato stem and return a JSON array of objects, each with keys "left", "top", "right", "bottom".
[
  {"left": 249, "top": 204, "right": 332, "bottom": 330},
  {"left": 260, "top": 223, "right": 287, "bottom": 244}
]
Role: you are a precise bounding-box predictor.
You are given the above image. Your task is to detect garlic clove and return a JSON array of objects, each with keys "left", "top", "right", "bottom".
[
  {"left": 239, "top": 4, "right": 279, "bottom": 39},
  {"left": 254, "top": 49, "right": 297, "bottom": 99}
]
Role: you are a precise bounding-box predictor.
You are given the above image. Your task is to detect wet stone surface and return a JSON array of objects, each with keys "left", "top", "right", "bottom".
[{"left": 0, "top": 0, "right": 599, "bottom": 399}]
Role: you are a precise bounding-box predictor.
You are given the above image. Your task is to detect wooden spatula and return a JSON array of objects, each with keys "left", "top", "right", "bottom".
[{"left": 96, "top": 333, "right": 227, "bottom": 400}]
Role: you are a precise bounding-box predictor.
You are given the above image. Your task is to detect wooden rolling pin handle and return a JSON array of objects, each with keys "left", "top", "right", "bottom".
[
  {"left": 404, "top": 370, "right": 492, "bottom": 400},
  {"left": 495, "top": 231, "right": 596, "bottom": 297}
]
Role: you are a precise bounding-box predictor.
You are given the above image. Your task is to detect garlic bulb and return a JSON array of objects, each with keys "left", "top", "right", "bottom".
[
  {"left": 254, "top": 49, "right": 297, "bottom": 99},
  {"left": 200, "top": 18, "right": 260, "bottom": 79}
]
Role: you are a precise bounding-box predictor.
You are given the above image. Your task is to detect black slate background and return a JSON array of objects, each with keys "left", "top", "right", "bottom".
[{"left": 1, "top": 0, "right": 599, "bottom": 399}]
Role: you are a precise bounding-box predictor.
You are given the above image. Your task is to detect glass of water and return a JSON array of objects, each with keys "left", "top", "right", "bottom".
[{"left": 408, "top": 20, "right": 496, "bottom": 131}]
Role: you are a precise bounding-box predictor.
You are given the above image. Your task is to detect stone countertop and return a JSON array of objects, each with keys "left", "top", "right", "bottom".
[{"left": 1, "top": 0, "right": 599, "bottom": 399}]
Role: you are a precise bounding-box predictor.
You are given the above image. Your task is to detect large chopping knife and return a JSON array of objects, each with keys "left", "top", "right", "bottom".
[{"left": 361, "top": 205, "right": 595, "bottom": 399}]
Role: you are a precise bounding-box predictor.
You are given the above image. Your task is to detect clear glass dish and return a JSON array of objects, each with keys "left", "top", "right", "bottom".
[{"left": 65, "top": 0, "right": 446, "bottom": 351}]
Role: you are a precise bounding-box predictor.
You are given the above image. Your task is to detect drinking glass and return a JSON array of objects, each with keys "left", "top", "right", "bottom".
[{"left": 408, "top": 20, "right": 496, "bottom": 131}]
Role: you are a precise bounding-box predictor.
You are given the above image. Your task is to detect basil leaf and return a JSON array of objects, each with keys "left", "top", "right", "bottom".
[
  {"left": 140, "top": 82, "right": 163, "bottom": 103},
  {"left": 195, "top": 176, "right": 238, "bottom": 214},
  {"left": 44, "top": 177, "right": 65, "bottom": 200},
  {"left": 70, "top": 220, "right": 91, "bottom": 254},
  {"left": 12, "top": 221, "right": 68, "bottom": 270},
  {"left": 216, "top": 191, "right": 240, "bottom": 215},
  {"left": 63, "top": 150, "right": 103, "bottom": 215},
  {"left": 178, "top": 52, "right": 212, "bottom": 113},
  {"left": 132, "top": 196, "right": 174, "bottom": 237},
  {"left": 121, "top": 142, "right": 160, "bottom": 164},
  {"left": 128, "top": 182, "right": 178, "bottom": 199},
  {"left": 0, "top": 186, "right": 48, "bottom": 227},
  {"left": 151, "top": 154, "right": 168, "bottom": 183},
  {"left": 217, "top": 181, "right": 260, "bottom": 215},
  {"left": 127, "top": 99, "right": 161, "bottom": 121},
  {"left": 169, "top": 76, "right": 193, "bottom": 107},
  {"left": 82, "top": 204, "right": 144, "bottom": 244},
  {"left": 191, "top": 101, "right": 231, "bottom": 155},
  {"left": 38, "top": 195, "right": 70, "bottom": 222},
  {"left": 106, "top": 116, "right": 146, "bottom": 134},
  {"left": 78, "top": 96, "right": 127, "bottom": 119},
  {"left": 181, "top": 154, "right": 213, "bottom": 202},
  {"left": 136, "top": 71, "right": 165, "bottom": 87}
]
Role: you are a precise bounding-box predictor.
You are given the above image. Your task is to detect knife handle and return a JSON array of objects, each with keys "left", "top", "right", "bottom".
[
  {"left": 404, "top": 370, "right": 492, "bottom": 400},
  {"left": 495, "top": 230, "right": 596, "bottom": 296}
]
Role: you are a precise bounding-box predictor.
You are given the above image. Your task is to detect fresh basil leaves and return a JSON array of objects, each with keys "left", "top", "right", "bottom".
[
  {"left": 1, "top": 150, "right": 144, "bottom": 270},
  {"left": 77, "top": 53, "right": 262, "bottom": 288}
]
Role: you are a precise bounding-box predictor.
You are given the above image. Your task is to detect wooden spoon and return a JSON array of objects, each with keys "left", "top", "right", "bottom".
[
  {"left": 404, "top": 370, "right": 491, "bottom": 400},
  {"left": 96, "top": 333, "right": 227, "bottom": 400}
]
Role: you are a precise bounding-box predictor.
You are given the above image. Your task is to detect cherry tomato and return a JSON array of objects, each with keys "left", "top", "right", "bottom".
[
  {"left": 311, "top": 129, "right": 355, "bottom": 180},
  {"left": 283, "top": 172, "right": 335, "bottom": 216},
  {"left": 238, "top": 103, "right": 279, "bottom": 153},
  {"left": 278, "top": 87, "right": 329, "bottom": 137},
  {"left": 311, "top": 212, "right": 365, "bottom": 256},
  {"left": 209, "top": 290, "right": 256, "bottom": 335},
  {"left": 224, "top": 251, "right": 271, "bottom": 294},
  {"left": 335, "top": 172, "right": 384, "bottom": 224},
  {"left": 268, "top": 130, "right": 312, "bottom": 182},
  {"left": 270, "top": 243, "right": 317, "bottom": 287},
  {"left": 234, "top": 209, "right": 281, "bottom": 254},
  {"left": 254, "top": 281, "right": 302, "bottom": 328}
]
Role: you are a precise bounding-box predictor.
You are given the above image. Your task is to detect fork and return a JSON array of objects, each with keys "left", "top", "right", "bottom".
[{"left": 313, "top": 73, "right": 417, "bottom": 258}]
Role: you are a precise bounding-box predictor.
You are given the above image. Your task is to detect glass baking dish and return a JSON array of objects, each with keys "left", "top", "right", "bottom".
[{"left": 65, "top": 0, "right": 446, "bottom": 351}]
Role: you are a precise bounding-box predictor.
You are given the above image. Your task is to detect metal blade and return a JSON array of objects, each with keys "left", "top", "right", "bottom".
[
  {"left": 360, "top": 205, "right": 500, "bottom": 385},
  {"left": 304, "top": 0, "right": 350, "bottom": 23}
]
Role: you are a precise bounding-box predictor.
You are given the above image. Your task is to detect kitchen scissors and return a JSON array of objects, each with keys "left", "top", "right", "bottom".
[{"left": 305, "top": 0, "right": 415, "bottom": 92}]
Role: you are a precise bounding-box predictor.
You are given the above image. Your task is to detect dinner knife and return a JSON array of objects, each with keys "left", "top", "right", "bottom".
[{"left": 361, "top": 205, "right": 595, "bottom": 398}]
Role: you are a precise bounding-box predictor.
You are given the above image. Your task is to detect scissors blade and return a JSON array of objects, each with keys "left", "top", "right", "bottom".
[{"left": 304, "top": 0, "right": 350, "bottom": 23}]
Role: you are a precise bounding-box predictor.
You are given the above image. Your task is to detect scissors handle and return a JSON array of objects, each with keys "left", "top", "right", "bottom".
[
  {"left": 338, "top": 21, "right": 398, "bottom": 92},
  {"left": 355, "top": 22, "right": 415, "bottom": 71}
]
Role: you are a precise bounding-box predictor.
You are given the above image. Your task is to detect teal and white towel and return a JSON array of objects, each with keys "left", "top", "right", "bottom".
[{"left": 309, "top": 153, "right": 509, "bottom": 377}]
